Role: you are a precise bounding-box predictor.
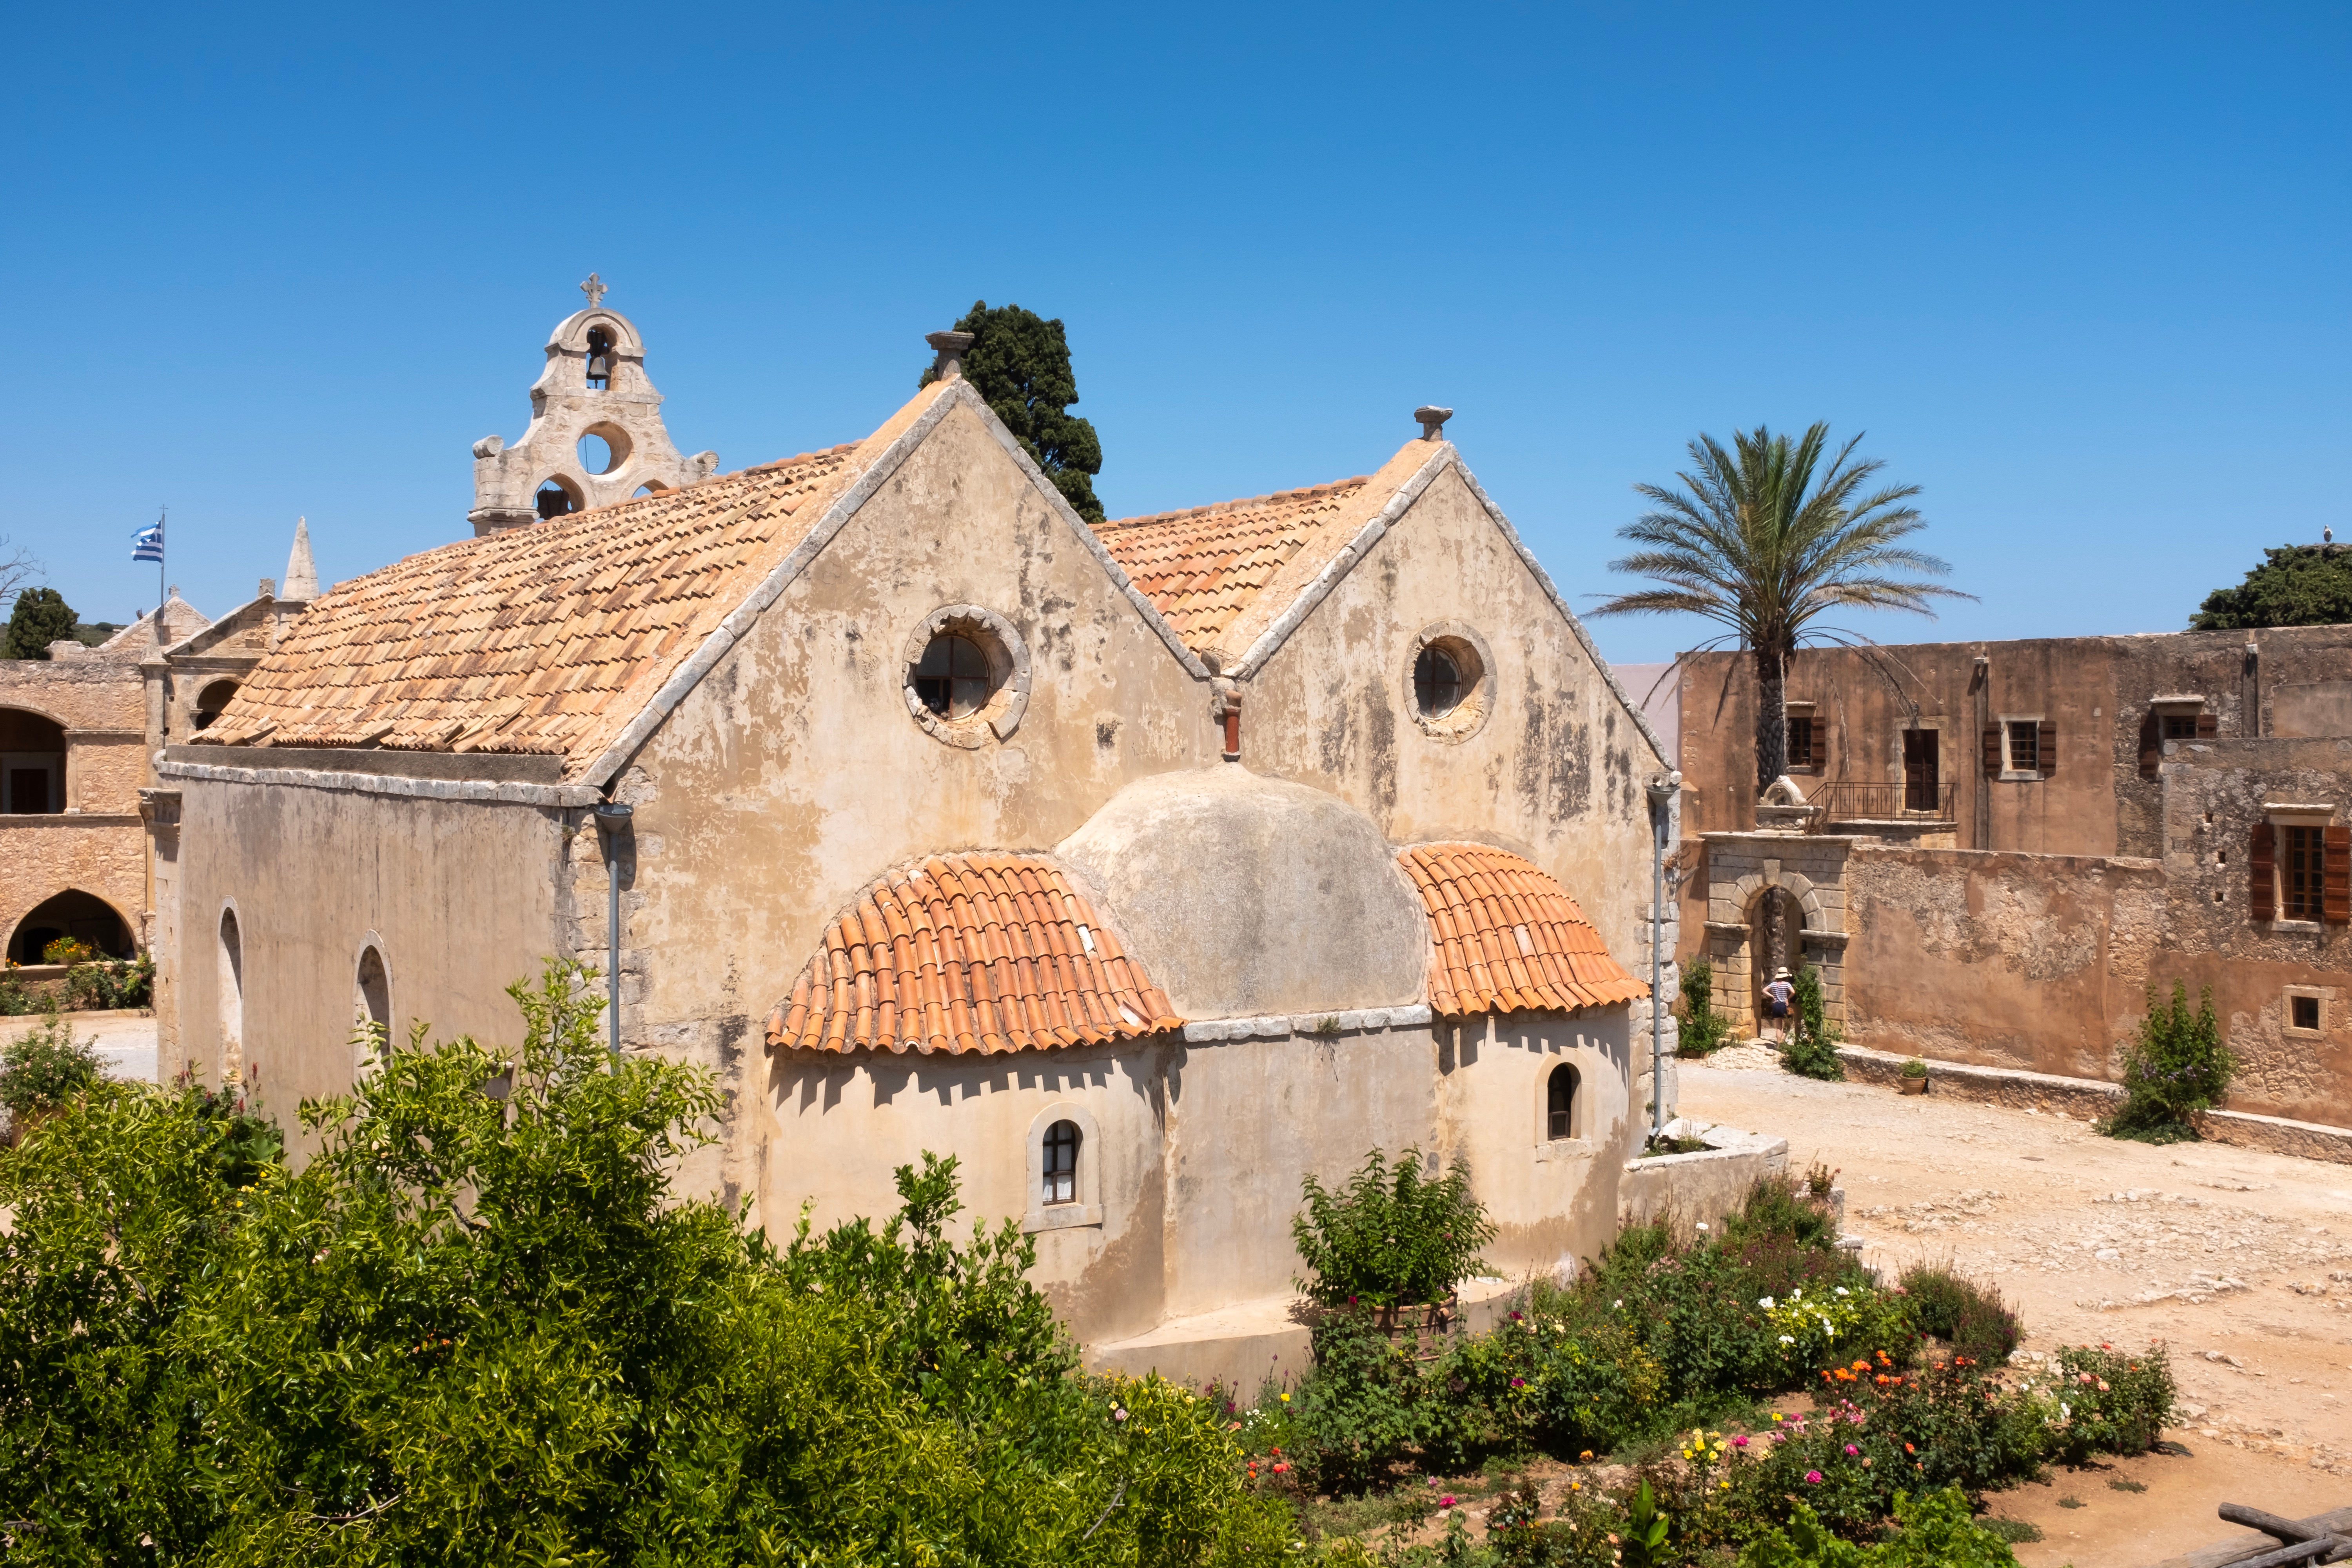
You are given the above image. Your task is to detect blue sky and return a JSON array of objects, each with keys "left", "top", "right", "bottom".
[{"left": 3, "top": 2, "right": 2345, "bottom": 666}]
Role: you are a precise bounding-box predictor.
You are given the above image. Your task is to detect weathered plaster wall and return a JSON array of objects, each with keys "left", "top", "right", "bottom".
[
  {"left": 0, "top": 658, "right": 145, "bottom": 732},
  {"left": 767, "top": 1008, "right": 1636, "bottom": 1348},
  {"left": 166, "top": 780, "right": 568, "bottom": 1147},
  {"left": 1842, "top": 846, "right": 2166, "bottom": 1080},
  {"left": 614, "top": 401, "right": 1218, "bottom": 1222}
]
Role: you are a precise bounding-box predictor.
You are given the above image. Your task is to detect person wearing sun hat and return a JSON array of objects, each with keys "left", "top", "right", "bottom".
[{"left": 1762, "top": 966, "right": 1796, "bottom": 1043}]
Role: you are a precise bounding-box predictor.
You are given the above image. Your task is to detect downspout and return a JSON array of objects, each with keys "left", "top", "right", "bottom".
[
  {"left": 1645, "top": 769, "right": 1682, "bottom": 1142},
  {"left": 592, "top": 801, "right": 633, "bottom": 1058}
]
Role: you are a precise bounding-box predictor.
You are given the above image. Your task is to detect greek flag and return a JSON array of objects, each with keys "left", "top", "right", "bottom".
[{"left": 131, "top": 520, "right": 164, "bottom": 563}]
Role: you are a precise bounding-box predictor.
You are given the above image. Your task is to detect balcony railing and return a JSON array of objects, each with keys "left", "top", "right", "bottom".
[{"left": 1812, "top": 781, "right": 1956, "bottom": 824}]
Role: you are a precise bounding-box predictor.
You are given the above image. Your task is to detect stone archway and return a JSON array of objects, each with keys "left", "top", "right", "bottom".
[{"left": 1699, "top": 831, "right": 1853, "bottom": 1038}]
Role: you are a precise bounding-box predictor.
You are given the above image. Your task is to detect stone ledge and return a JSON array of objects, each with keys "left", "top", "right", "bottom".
[{"left": 1838, "top": 1045, "right": 2352, "bottom": 1165}]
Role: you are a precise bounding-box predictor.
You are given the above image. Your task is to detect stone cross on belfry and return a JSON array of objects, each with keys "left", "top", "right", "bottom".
[{"left": 580, "top": 273, "right": 606, "bottom": 309}]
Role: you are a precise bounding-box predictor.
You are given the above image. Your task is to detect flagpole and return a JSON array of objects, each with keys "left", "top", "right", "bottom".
[{"left": 156, "top": 507, "right": 165, "bottom": 634}]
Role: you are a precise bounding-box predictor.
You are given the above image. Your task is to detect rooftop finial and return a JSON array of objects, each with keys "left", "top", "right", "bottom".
[
  {"left": 283, "top": 516, "right": 320, "bottom": 601},
  {"left": 927, "top": 330, "right": 976, "bottom": 383},
  {"left": 1416, "top": 405, "right": 1454, "bottom": 441},
  {"left": 580, "top": 272, "right": 607, "bottom": 310}
]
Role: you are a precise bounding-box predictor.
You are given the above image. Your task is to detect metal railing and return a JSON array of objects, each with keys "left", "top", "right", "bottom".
[{"left": 1812, "top": 781, "right": 1956, "bottom": 823}]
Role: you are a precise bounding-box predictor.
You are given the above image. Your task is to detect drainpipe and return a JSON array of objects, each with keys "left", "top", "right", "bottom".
[
  {"left": 1645, "top": 770, "right": 1682, "bottom": 1142},
  {"left": 592, "top": 801, "right": 633, "bottom": 1058}
]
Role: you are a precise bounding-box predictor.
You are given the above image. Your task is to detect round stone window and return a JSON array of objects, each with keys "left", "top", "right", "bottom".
[
  {"left": 1405, "top": 622, "right": 1494, "bottom": 742},
  {"left": 904, "top": 606, "right": 1030, "bottom": 748}
]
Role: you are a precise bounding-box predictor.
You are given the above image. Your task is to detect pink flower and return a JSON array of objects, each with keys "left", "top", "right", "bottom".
[
  {"left": 1439, "top": 1495, "right": 1457, "bottom": 1510},
  {"left": 1805, "top": 1471, "right": 1824, "bottom": 1485},
  {"left": 1844, "top": 1444, "right": 1859, "bottom": 1457},
  {"left": 1510, "top": 1376, "right": 1526, "bottom": 1388},
  {"left": 1732, "top": 1435, "right": 1749, "bottom": 1448}
]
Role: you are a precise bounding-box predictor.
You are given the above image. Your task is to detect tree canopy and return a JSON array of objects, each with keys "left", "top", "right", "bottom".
[
  {"left": 2, "top": 586, "right": 76, "bottom": 660},
  {"left": 1589, "top": 423, "right": 1969, "bottom": 793},
  {"left": 0, "top": 961, "right": 1286, "bottom": 1565},
  {"left": 2189, "top": 544, "right": 2352, "bottom": 630},
  {"left": 922, "top": 300, "right": 1107, "bottom": 523}
]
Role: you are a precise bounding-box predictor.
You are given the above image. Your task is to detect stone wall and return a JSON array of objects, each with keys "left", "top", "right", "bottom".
[{"left": 1697, "top": 832, "right": 1851, "bottom": 1033}]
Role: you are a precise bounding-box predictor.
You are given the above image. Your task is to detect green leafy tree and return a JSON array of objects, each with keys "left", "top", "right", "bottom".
[
  {"left": 1590, "top": 425, "right": 1970, "bottom": 795},
  {"left": 2190, "top": 543, "right": 2352, "bottom": 630},
  {"left": 0, "top": 959, "right": 1289, "bottom": 1565},
  {"left": 2, "top": 586, "right": 76, "bottom": 660},
  {"left": 921, "top": 299, "right": 1107, "bottom": 523}
]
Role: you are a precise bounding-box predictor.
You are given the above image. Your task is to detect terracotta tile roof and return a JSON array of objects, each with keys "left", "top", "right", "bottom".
[
  {"left": 1091, "top": 479, "right": 1372, "bottom": 655},
  {"left": 767, "top": 853, "right": 1182, "bottom": 1056},
  {"left": 200, "top": 448, "right": 866, "bottom": 770},
  {"left": 1401, "top": 843, "right": 1650, "bottom": 1018}
]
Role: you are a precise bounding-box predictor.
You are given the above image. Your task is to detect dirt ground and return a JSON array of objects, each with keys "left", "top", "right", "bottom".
[{"left": 1681, "top": 1053, "right": 2352, "bottom": 1566}]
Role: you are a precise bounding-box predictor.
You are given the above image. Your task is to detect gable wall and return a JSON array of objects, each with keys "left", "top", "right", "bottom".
[
  {"left": 612, "top": 401, "right": 1217, "bottom": 1218},
  {"left": 1243, "top": 463, "right": 1665, "bottom": 968}
]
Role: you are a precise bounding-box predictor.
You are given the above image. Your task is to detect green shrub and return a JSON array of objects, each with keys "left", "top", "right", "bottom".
[
  {"left": 1679, "top": 958, "right": 1731, "bottom": 1057},
  {"left": 1898, "top": 1058, "right": 1927, "bottom": 1080},
  {"left": 1741, "top": 1487, "right": 2020, "bottom": 1567},
  {"left": 0, "top": 969, "right": 36, "bottom": 1016},
  {"left": 1896, "top": 1264, "right": 2021, "bottom": 1364},
  {"left": 65, "top": 952, "right": 154, "bottom": 1011},
  {"left": 2105, "top": 980, "right": 2234, "bottom": 1143},
  {"left": 1781, "top": 968, "right": 1844, "bottom": 1080},
  {"left": 1293, "top": 1147, "right": 1496, "bottom": 1308},
  {"left": 2015, "top": 1343, "right": 2176, "bottom": 1463},
  {"left": 0, "top": 1007, "right": 104, "bottom": 1121}
]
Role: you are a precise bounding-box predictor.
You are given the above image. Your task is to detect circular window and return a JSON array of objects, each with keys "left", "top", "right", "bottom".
[
  {"left": 903, "top": 606, "right": 1031, "bottom": 748},
  {"left": 1404, "top": 622, "right": 1494, "bottom": 742}
]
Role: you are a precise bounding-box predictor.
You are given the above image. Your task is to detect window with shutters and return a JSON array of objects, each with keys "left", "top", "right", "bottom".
[
  {"left": 2254, "top": 808, "right": 2348, "bottom": 927},
  {"left": 1990, "top": 715, "right": 2054, "bottom": 781},
  {"left": 1782, "top": 704, "right": 1820, "bottom": 771}
]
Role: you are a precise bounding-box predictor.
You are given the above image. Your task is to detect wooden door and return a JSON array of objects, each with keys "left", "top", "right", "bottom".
[{"left": 1902, "top": 730, "right": 1938, "bottom": 811}]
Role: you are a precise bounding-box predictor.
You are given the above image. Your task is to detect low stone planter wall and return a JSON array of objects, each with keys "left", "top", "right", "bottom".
[
  {"left": 0, "top": 1006, "right": 154, "bottom": 1044},
  {"left": 1835, "top": 1044, "right": 2352, "bottom": 1166},
  {"left": 1619, "top": 1118, "right": 1790, "bottom": 1231}
]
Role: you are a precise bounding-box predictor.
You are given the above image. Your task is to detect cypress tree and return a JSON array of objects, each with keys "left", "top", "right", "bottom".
[
  {"left": 921, "top": 301, "right": 1106, "bottom": 524},
  {"left": 3, "top": 587, "right": 77, "bottom": 660}
]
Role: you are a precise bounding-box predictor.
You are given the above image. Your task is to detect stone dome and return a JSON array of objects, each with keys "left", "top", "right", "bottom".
[{"left": 1056, "top": 767, "right": 1427, "bottom": 1022}]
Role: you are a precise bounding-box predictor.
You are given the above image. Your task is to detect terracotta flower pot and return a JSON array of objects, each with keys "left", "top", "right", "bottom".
[{"left": 1899, "top": 1077, "right": 1928, "bottom": 1095}]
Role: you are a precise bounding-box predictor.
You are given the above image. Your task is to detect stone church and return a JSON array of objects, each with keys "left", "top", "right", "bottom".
[{"left": 152, "top": 292, "right": 1677, "bottom": 1383}]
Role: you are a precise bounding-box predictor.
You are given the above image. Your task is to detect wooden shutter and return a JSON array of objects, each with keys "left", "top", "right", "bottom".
[
  {"left": 2326, "top": 825, "right": 2351, "bottom": 925},
  {"left": 2036, "top": 720, "right": 2057, "bottom": 779},
  {"left": 1815, "top": 715, "right": 1831, "bottom": 771},
  {"left": 2250, "top": 821, "right": 2276, "bottom": 921},
  {"left": 1982, "top": 726, "right": 2003, "bottom": 777},
  {"left": 2138, "top": 712, "right": 2161, "bottom": 776},
  {"left": 2196, "top": 711, "right": 2218, "bottom": 739}
]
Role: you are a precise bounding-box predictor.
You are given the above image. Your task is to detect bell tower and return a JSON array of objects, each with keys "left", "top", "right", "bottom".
[{"left": 467, "top": 276, "right": 720, "bottom": 536}]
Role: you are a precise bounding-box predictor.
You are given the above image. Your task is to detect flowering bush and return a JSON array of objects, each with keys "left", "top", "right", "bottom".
[
  {"left": 40, "top": 936, "right": 97, "bottom": 966},
  {"left": 1764, "top": 1284, "right": 1913, "bottom": 1376},
  {"left": 1741, "top": 1486, "right": 2021, "bottom": 1567},
  {"left": 2106, "top": 980, "right": 2234, "bottom": 1143},
  {"left": 2011, "top": 1343, "right": 2176, "bottom": 1463}
]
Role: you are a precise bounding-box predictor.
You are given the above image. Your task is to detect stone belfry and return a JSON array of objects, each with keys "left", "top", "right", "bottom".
[{"left": 467, "top": 275, "right": 720, "bottom": 536}]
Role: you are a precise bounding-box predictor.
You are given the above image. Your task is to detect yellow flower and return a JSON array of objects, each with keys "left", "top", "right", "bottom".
[{"left": 1280, "top": 1393, "right": 1290, "bottom": 1403}]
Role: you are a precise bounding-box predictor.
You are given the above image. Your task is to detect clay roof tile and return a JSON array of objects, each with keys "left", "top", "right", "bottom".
[{"left": 1399, "top": 844, "right": 1647, "bottom": 1020}]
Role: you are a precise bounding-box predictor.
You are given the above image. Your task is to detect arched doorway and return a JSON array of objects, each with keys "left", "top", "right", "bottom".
[
  {"left": 8, "top": 889, "right": 133, "bottom": 964},
  {"left": 1744, "top": 886, "right": 1809, "bottom": 1027},
  {"left": 0, "top": 707, "right": 67, "bottom": 815}
]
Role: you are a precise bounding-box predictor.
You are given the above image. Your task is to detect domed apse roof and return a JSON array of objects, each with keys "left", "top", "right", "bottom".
[
  {"left": 766, "top": 853, "right": 1179, "bottom": 1056},
  {"left": 1056, "top": 767, "right": 1430, "bottom": 1022}
]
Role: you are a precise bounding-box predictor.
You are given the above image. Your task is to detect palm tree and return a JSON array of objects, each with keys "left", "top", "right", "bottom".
[{"left": 1591, "top": 423, "right": 1971, "bottom": 797}]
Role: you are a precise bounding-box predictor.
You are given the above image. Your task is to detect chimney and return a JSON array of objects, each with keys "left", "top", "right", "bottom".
[
  {"left": 927, "top": 330, "right": 976, "bottom": 383},
  {"left": 1416, "top": 405, "right": 1454, "bottom": 441}
]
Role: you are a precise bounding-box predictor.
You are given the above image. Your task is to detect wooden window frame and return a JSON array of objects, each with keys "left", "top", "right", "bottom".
[
  {"left": 2257, "top": 804, "right": 2347, "bottom": 929},
  {"left": 1783, "top": 704, "right": 1818, "bottom": 773},
  {"left": 2284, "top": 987, "right": 2327, "bottom": 1037},
  {"left": 1022, "top": 1102, "right": 1103, "bottom": 1233},
  {"left": 1994, "top": 714, "right": 2053, "bottom": 782}
]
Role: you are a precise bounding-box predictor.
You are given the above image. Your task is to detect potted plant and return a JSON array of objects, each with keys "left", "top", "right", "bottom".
[{"left": 1899, "top": 1058, "right": 1930, "bottom": 1094}]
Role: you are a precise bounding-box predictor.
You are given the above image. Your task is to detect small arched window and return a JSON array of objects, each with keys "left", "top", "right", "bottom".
[
  {"left": 355, "top": 944, "right": 390, "bottom": 1058},
  {"left": 1042, "top": 1118, "right": 1081, "bottom": 1205},
  {"left": 218, "top": 907, "right": 245, "bottom": 1085},
  {"left": 1546, "top": 1062, "right": 1579, "bottom": 1140},
  {"left": 585, "top": 326, "right": 615, "bottom": 391},
  {"left": 915, "top": 633, "right": 994, "bottom": 720}
]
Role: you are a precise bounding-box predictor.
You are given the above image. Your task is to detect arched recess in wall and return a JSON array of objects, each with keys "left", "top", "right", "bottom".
[
  {"left": 192, "top": 679, "right": 241, "bottom": 730},
  {"left": 217, "top": 905, "right": 246, "bottom": 1088},
  {"left": 353, "top": 940, "right": 390, "bottom": 1067},
  {"left": 7, "top": 888, "right": 134, "bottom": 963},
  {"left": 0, "top": 706, "right": 68, "bottom": 815}
]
